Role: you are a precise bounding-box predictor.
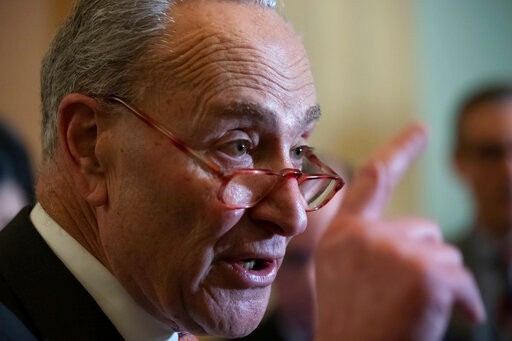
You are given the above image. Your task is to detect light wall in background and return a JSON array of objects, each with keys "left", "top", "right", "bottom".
[
  {"left": 0, "top": 0, "right": 71, "bottom": 166},
  {"left": 0, "top": 1, "right": 54, "bottom": 166},
  {"left": 282, "top": 0, "right": 419, "bottom": 217},
  {"left": 414, "top": 0, "right": 512, "bottom": 239}
]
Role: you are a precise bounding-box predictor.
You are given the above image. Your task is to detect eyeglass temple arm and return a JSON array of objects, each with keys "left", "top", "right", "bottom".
[{"left": 106, "top": 96, "right": 224, "bottom": 176}]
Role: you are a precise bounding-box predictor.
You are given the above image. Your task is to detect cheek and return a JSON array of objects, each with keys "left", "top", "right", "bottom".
[
  {"left": 100, "top": 138, "right": 267, "bottom": 332},
  {"left": 106, "top": 165, "right": 237, "bottom": 266},
  {"left": 100, "top": 147, "right": 246, "bottom": 319}
]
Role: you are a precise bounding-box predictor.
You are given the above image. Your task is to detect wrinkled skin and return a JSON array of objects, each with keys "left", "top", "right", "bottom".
[{"left": 45, "top": 0, "right": 316, "bottom": 337}]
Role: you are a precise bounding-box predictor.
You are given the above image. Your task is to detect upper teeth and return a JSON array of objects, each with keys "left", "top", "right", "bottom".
[{"left": 243, "top": 260, "right": 256, "bottom": 270}]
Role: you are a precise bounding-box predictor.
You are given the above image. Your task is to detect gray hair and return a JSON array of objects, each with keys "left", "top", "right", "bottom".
[{"left": 40, "top": 0, "right": 277, "bottom": 159}]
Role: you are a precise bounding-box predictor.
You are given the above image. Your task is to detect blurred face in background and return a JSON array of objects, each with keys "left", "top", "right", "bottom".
[{"left": 455, "top": 98, "right": 512, "bottom": 238}]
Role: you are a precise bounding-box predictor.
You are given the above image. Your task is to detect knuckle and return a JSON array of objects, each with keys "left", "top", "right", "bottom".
[{"left": 359, "top": 159, "right": 386, "bottom": 186}]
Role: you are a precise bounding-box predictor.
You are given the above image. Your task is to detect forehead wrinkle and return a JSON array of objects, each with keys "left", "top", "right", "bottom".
[
  {"left": 174, "top": 49, "right": 310, "bottom": 90},
  {"left": 157, "top": 27, "right": 312, "bottom": 90},
  {"left": 167, "top": 29, "right": 309, "bottom": 78},
  {"left": 185, "top": 46, "right": 314, "bottom": 116},
  {"left": 166, "top": 30, "right": 231, "bottom": 81},
  {"left": 187, "top": 74, "right": 320, "bottom": 130},
  {"left": 195, "top": 67, "right": 314, "bottom": 107},
  {"left": 189, "top": 101, "right": 320, "bottom": 140}
]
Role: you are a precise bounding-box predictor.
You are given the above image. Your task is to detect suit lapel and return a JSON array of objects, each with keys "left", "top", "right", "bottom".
[{"left": 0, "top": 207, "right": 123, "bottom": 340}]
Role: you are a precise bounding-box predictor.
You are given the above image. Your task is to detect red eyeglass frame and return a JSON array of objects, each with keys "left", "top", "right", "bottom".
[{"left": 102, "top": 96, "right": 345, "bottom": 211}]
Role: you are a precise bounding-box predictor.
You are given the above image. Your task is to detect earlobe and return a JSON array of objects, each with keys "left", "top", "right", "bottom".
[{"left": 58, "top": 94, "right": 108, "bottom": 206}]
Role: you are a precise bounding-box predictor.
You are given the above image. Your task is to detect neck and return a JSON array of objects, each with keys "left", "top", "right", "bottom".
[{"left": 36, "top": 158, "right": 110, "bottom": 269}]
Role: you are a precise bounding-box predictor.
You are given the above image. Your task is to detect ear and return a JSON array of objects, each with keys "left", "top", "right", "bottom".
[{"left": 58, "top": 94, "right": 108, "bottom": 206}]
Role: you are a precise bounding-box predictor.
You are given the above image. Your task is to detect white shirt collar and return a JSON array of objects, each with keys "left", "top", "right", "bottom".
[{"left": 30, "top": 203, "right": 178, "bottom": 341}]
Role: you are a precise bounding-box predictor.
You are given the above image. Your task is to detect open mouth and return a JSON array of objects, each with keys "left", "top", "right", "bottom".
[
  {"left": 217, "top": 251, "right": 282, "bottom": 287},
  {"left": 240, "top": 259, "right": 271, "bottom": 271}
]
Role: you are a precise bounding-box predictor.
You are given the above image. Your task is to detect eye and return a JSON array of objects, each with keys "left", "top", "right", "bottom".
[
  {"left": 219, "top": 139, "right": 253, "bottom": 158},
  {"left": 290, "top": 145, "right": 310, "bottom": 161}
]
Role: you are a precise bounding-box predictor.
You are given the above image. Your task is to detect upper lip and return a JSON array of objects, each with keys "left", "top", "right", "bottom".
[{"left": 216, "top": 246, "right": 285, "bottom": 264}]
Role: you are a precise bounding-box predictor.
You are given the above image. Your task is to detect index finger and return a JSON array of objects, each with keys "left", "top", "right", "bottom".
[{"left": 339, "top": 123, "right": 428, "bottom": 219}]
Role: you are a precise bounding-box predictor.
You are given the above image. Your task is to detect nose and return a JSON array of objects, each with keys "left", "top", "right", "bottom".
[{"left": 248, "top": 176, "right": 307, "bottom": 237}]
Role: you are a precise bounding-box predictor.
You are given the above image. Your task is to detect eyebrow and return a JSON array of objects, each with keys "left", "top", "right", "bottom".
[
  {"left": 218, "top": 102, "right": 321, "bottom": 127},
  {"left": 306, "top": 105, "right": 322, "bottom": 124}
]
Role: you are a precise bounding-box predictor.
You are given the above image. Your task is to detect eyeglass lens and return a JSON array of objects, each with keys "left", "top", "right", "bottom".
[{"left": 220, "top": 155, "right": 340, "bottom": 211}]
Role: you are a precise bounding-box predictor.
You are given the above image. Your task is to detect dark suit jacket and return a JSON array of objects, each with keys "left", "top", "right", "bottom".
[
  {"left": 445, "top": 228, "right": 512, "bottom": 341},
  {"left": 0, "top": 207, "right": 123, "bottom": 341},
  {"left": 0, "top": 302, "right": 37, "bottom": 341},
  {"left": 231, "top": 312, "right": 287, "bottom": 341}
]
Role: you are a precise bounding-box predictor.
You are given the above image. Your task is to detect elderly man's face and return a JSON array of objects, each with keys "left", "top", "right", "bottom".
[
  {"left": 95, "top": 1, "right": 316, "bottom": 337},
  {"left": 456, "top": 99, "right": 512, "bottom": 237}
]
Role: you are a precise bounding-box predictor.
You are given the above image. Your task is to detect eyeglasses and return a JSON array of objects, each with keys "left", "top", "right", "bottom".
[{"left": 103, "top": 96, "right": 344, "bottom": 211}]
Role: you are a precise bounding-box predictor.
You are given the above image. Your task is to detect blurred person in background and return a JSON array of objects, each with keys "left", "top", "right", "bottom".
[
  {"left": 449, "top": 84, "right": 512, "bottom": 340},
  {"left": 0, "top": 120, "right": 34, "bottom": 229},
  {"left": 232, "top": 159, "right": 350, "bottom": 341}
]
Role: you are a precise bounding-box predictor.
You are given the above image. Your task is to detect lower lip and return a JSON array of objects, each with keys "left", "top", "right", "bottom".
[{"left": 220, "top": 260, "right": 278, "bottom": 288}]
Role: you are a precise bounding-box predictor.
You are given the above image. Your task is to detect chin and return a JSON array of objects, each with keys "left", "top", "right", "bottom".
[
  {"left": 193, "top": 288, "right": 270, "bottom": 338},
  {"left": 197, "top": 312, "right": 264, "bottom": 338}
]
